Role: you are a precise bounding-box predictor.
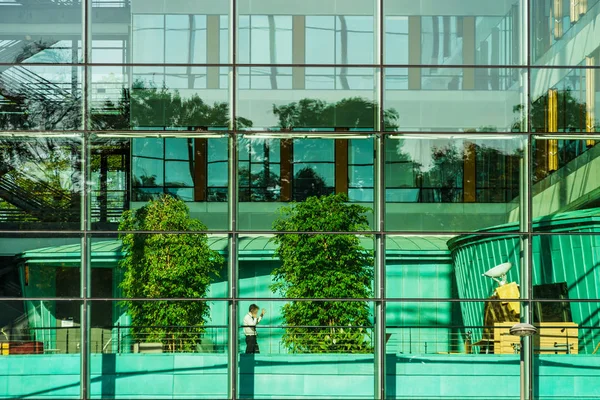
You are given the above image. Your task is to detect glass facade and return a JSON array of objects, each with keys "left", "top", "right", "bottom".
[{"left": 1, "top": 0, "right": 599, "bottom": 399}]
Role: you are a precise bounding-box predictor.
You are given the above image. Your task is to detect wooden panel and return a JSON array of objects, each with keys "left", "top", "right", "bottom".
[
  {"left": 194, "top": 139, "right": 207, "bottom": 202},
  {"left": 335, "top": 139, "right": 349, "bottom": 195},
  {"left": 535, "top": 323, "right": 579, "bottom": 354},
  {"left": 463, "top": 142, "right": 476, "bottom": 202},
  {"left": 280, "top": 139, "right": 293, "bottom": 201},
  {"left": 493, "top": 321, "right": 579, "bottom": 355}
]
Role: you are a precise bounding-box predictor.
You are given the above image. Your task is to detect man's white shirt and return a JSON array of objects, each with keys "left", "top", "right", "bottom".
[{"left": 243, "top": 312, "right": 262, "bottom": 336}]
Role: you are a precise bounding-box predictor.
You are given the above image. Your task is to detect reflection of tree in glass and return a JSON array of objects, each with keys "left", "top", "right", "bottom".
[
  {"left": 132, "top": 175, "right": 159, "bottom": 202},
  {"left": 92, "top": 80, "right": 252, "bottom": 130},
  {"left": 293, "top": 167, "right": 331, "bottom": 202},
  {"left": 0, "top": 138, "right": 80, "bottom": 222},
  {"left": 513, "top": 89, "right": 590, "bottom": 133},
  {"left": 425, "top": 145, "right": 463, "bottom": 203},
  {"left": 273, "top": 97, "right": 399, "bottom": 130},
  {"left": 0, "top": 75, "right": 81, "bottom": 131},
  {"left": 238, "top": 166, "right": 280, "bottom": 202},
  {"left": 513, "top": 89, "right": 597, "bottom": 182},
  {"left": 271, "top": 193, "right": 373, "bottom": 354}
]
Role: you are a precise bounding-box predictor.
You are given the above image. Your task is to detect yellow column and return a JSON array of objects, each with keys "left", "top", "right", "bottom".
[
  {"left": 586, "top": 56, "right": 596, "bottom": 146},
  {"left": 548, "top": 89, "right": 559, "bottom": 172},
  {"left": 554, "top": 0, "right": 563, "bottom": 39}
]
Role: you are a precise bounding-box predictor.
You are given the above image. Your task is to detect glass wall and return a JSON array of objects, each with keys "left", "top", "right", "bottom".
[{"left": 1, "top": 0, "right": 600, "bottom": 399}]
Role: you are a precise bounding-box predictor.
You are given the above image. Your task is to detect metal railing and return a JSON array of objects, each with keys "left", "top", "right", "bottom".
[{"left": 2, "top": 324, "right": 598, "bottom": 356}]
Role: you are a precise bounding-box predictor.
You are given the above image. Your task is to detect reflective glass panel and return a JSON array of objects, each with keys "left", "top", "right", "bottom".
[
  {"left": 531, "top": 0, "right": 600, "bottom": 66},
  {"left": 92, "top": 0, "right": 229, "bottom": 64},
  {"left": 533, "top": 301, "right": 600, "bottom": 399},
  {"left": 90, "top": 300, "right": 229, "bottom": 398},
  {"left": 237, "top": 67, "right": 378, "bottom": 131},
  {"left": 0, "top": 234, "right": 82, "bottom": 298},
  {"left": 238, "top": 0, "right": 376, "bottom": 65},
  {"left": 530, "top": 67, "right": 599, "bottom": 133},
  {"left": 532, "top": 234, "right": 600, "bottom": 299},
  {"left": 0, "top": 66, "right": 82, "bottom": 131},
  {"left": 90, "top": 66, "right": 231, "bottom": 131},
  {"left": 238, "top": 136, "right": 374, "bottom": 230},
  {"left": 0, "top": 136, "right": 82, "bottom": 230},
  {"left": 238, "top": 234, "right": 374, "bottom": 299},
  {"left": 384, "top": 0, "right": 525, "bottom": 66},
  {"left": 91, "top": 234, "right": 228, "bottom": 299},
  {"left": 237, "top": 300, "right": 374, "bottom": 398},
  {"left": 0, "top": 1, "right": 82, "bottom": 64},
  {"left": 385, "top": 301, "right": 520, "bottom": 398},
  {"left": 385, "top": 135, "right": 524, "bottom": 232},
  {"left": 0, "top": 300, "right": 82, "bottom": 397},
  {"left": 93, "top": 135, "right": 229, "bottom": 231},
  {"left": 384, "top": 67, "right": 526, "bottom": 132},
  {"left": 532, "top": 137, "right": 600, "bottom": 228}
]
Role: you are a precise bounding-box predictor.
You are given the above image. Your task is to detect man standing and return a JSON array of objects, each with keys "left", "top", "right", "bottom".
[{"left": 243, "top": 304, "right": 265, "bottom": 354}]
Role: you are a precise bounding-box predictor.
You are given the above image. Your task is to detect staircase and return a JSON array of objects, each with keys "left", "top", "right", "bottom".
[{"left": 0, "top": 167, "right": 77, "bottom": 222}]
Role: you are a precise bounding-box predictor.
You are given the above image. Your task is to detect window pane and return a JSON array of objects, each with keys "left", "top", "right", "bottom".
[
  {"left": 92, "top": 1, "right": 229, "bottom": 64},
  {"left": 0, "top": 2, "right": 82, "bottom": 64},
  {"left": 90, "top": 66, "right": 231, "bottom": 131},
  {"left": 238, "top": 0, "right": 375, "bottom": 65},
  {"left": 385, "top": 135, "right": 524, "bottom": 232},
  {"left": 237, "top": 67, "right": 378, "bottom": 131},
  {"left": 0, "top": 136, "right": 82, "bottom": 230},
  {"left": 384, "top": 67, "right": 526, "bottom": 132},
  {"left": 384, "top": 0, "right": 525, "bottom": 66}
]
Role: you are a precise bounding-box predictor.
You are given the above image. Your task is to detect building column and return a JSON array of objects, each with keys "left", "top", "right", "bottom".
[
  {"left": 547, "top": 89, "right": 559, "bottom": 172},
  {"left": 462, "top": 17, "right": 475, "bottom": 90},
  {"left": 374, "top": 134, "right": 386, "bottom": 400},
  {"left": 207, "top": 15, "right": 221, "bottom": 90},
  {"left": 81, "top": 0, "right": 92, "bottom": 398},
  {"left": 586, "top": 56, "right": 596, "bottom": 146},
  {"left": 408, "top": 17, "right": 421, "bottom": 90},
  {"left": 292, "top": 16, "right": 305, "bottom": 90},
  {"left": 227, "top": 0, "right": 238, "bottom": 397},
  {"left": 463, "top": 142, "right": 476, "bottom": 202},
  {"left": 520, "top": 135, "right": 533, "bottom": 400},
  {"left": 554, "top": 0, "right": 564, "bottom": 39},
  {"left": 280, "top": 140, "right": 293, "bottom": 201},
  {"left": 335, "top": 140, "right": 349, "bottom": 195},
  {"left": 194, "top": 139, "right": 208, "bottom": 201}
]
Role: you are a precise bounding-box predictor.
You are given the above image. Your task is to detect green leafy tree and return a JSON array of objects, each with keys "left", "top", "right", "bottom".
[
  {"left": 118, "top": 195, "right": 224, "bottom": 352},
  {"left": 271, "top": 193, "right": 374, "bottom": 353}
]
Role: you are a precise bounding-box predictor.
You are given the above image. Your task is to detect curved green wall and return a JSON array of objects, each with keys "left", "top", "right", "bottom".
[{"left": 448, "top": 208, "right": 600, "bottom": 353}]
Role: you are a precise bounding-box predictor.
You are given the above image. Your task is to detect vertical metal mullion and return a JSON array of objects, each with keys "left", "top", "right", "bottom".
[
  {"left": 81, "top": 0, "right": 92, "bottom": 399},
  {"left": 374, "top": 0, "right": 386, "bottom": 398},
  {"left": 228, "top": 0, "right": 238, "bottom": 398},
  {"left": 520, "top": 0, "right": 534, "bottom": 399}
]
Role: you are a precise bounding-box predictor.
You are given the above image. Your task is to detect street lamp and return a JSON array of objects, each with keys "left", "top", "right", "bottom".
[
  {"left": 510, "top": 322, "right": 537, "bottom": 400},
  {"left": 510, "top": 323, "right": 537, "bottom": 337}
]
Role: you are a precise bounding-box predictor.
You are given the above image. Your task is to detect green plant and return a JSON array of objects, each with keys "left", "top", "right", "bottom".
[
  {"left": 271, "top": 193, "right": 374, "bottom": 353},
  {"left": 118, "top": 195, "right": 224, "bottom": 352}
]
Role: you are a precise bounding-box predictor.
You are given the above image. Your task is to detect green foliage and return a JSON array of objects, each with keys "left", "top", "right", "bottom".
[
  {"left": 118, "top": 195, "right": 224, "bottom": 352},
  {"left": 271, "top": 193, "right": 374, "bottom": 353},
  {"left": 91, "top": 79, "right": 252, "bottom": 130},
  {"left": 273, "top": 97, "right": 399, "bottom": 130}
]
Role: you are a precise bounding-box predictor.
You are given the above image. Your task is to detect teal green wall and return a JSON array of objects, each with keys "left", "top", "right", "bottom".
[{"left": 2, "top": 354, "right": 600, "bottom": 399}]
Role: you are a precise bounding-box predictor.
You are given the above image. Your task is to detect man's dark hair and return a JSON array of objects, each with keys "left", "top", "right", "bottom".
[{"left": 249, "top": 304, "right": 259, "bottom": 312}]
